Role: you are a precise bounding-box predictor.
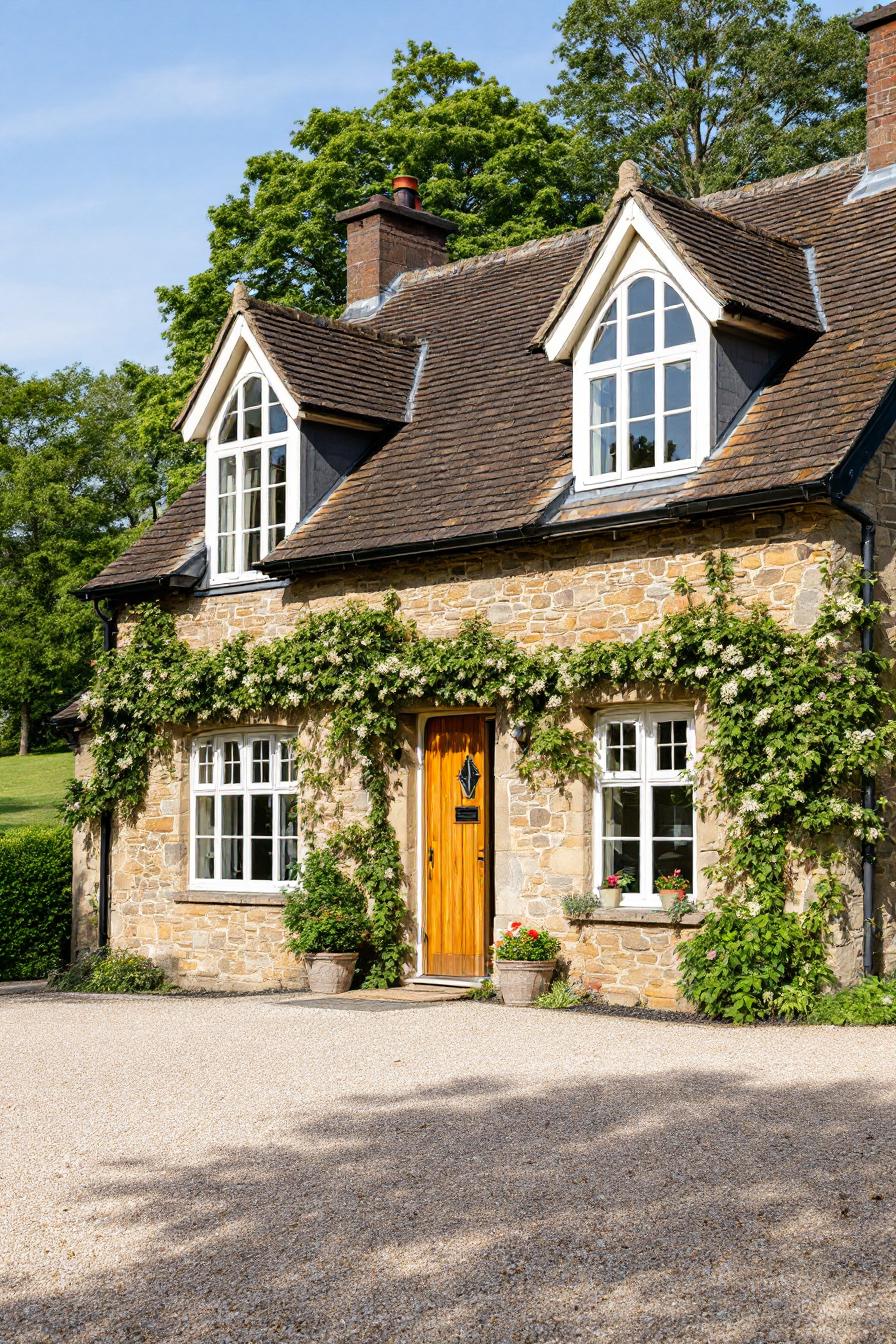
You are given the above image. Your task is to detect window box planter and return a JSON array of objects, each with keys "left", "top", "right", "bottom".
[
  {"left": 496, "top": 959, "right": 556, "bottom": 1007},
  {"left": 304, "top": 951, "right": 358, "bottom": 996}
]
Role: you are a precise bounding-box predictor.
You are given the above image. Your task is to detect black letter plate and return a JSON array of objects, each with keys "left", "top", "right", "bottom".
[{"left": 455, "top": 806, "right": 480, "bottom": 823}]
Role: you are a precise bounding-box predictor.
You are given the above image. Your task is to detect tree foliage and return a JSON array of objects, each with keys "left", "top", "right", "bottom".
[
  {"left": 551, "top": 0, "right": 867, "bottom": 199},
  {"left": 149, "top": 40, "right": 589, "bottom": 491},
  {"left": 0, "top": 365, "right": 140, "bottom": 751}
]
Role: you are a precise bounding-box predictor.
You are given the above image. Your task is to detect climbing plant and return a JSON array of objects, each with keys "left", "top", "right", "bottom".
[{"left": 66, "top": 556, "right": 895, "bottom": 1010}]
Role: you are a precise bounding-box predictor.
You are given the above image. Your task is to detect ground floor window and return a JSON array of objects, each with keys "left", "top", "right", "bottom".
[
  {"left": 191, "top": 732, "right": 299, "bottom": 891},
  {"left": 595, "top": 708, "right": 695, "bottom": 907}
]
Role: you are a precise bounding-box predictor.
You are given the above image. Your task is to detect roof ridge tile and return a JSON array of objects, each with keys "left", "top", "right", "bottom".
[{"left": 696, "top": 153, "right": 865, "bottom": 209}]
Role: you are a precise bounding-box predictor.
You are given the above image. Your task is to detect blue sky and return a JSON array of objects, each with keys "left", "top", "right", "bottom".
[{"left": 1, "top": 0, "right": 856, "bottom": 376}]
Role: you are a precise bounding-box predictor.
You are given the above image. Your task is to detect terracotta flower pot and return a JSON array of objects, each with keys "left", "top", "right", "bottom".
[
  {"left": 496, "top": 959, "right": 556, "bottom": 1007},
  {"left": 600, "top": 886, "right": 623, "bottom": 909},
  {"left": 305, "top": 951, "right": 358, "bottom": 995},
  {"left": 658, "top": 889, "right": 687, "bottom": 911}
]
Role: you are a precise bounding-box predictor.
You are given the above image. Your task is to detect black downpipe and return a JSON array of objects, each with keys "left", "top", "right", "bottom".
[
  {"left": 829, "top": 497, "right": 877, "bottom": 976},
  {"left": 93, "top": 601, "right": 118, "bottom": 950}
]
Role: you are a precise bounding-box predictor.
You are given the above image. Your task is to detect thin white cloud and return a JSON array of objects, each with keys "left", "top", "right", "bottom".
[{"left": 0, "top": 60, "right": 381, "bottom": 145}]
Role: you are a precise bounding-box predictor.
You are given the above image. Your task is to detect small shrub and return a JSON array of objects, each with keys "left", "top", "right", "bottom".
[
  {"left": 283, "top": 845, "right": 371, "bottom": 955},
  {"left": 807, "top": 976, "right": 896, "bottom": 1025},
  {"left": 0, "top": 825, "right": 72, "bottom": 981},
  {"left": 493, "top": 923, "right": 561, "bottom": 961},
  {"left": 465, "top": 978, "right": 497, "bottom": 1001},
  {"left": 561, "top": 892, "right": 598, "bottom": 920},
  {"left": 49, "top": 949, "right": 171, "bottom": 994},
  {"left": 677, "top": 904, "right": 835, "bottom": 1023},
  {"left": 535, "top": 979, "right": 591, "bottom": 1009}
]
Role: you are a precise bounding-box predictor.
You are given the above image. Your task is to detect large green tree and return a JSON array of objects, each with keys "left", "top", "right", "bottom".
[
  {"left": 0, "top": 365, "right": 140, "bottom": 753},
  {"left": 551, "top": 0, "right": 867, "bottom": 199},
  {"left": 149, "top": 40, "right": 589, "bottom": 494}
]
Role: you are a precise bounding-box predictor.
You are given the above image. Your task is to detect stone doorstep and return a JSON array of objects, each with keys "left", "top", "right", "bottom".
[{"left": 316, "top": 985, "right": 470, "bottom": 1004}]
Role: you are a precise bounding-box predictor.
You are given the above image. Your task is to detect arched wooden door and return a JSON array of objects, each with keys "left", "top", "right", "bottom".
[{"left": 424, "top": 715, "right": 491, "bottom": 977}]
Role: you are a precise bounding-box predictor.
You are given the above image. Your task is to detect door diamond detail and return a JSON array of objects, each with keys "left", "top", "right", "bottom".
[{"left": 458, "top": 754, "right": 481, "bottom": 799}]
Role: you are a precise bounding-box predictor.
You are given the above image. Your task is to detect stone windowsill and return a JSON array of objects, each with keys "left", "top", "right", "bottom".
[
  {"left": 570, "top": 908, "right": 704, "bottom": 928},
  {"left": 176, "top": 890, "right": 287, "bottom": 908}
]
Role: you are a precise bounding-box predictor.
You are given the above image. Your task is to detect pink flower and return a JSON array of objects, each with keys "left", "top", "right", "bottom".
[
  {"left": 607, "top": 874, "right": 619, "bottom": 887},
  {"left": 706, "top": 949, "right": 718, "bottom": 961}
]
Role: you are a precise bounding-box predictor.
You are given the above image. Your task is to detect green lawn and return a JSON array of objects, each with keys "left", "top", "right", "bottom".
[{"left": 0, "top": 749, "right": 73, "bottom": 831}]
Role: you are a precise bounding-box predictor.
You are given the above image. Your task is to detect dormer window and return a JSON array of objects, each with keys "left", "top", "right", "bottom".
[
  {"left": 574, "top": 270, "right": 708, "bottom": 490},
  {"left": 207, "top": 372, "right": 297, "bottom": 583}
]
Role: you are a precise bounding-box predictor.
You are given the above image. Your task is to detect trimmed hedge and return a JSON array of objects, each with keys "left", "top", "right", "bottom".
[{"left": 0, "top": 825, "right": 72, "bottom": 981}]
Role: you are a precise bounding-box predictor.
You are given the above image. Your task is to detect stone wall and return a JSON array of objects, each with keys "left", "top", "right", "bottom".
[{"left": 76, "top": 498, "right": 876, "bottom": 1000}]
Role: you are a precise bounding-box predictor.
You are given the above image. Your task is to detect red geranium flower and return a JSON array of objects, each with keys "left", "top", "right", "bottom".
[
  {"left": 529, "top": 929, "right": 538, "bottom": 938},
  {"left": 510, "top": 921, "right": 521, "bottom": 930}
]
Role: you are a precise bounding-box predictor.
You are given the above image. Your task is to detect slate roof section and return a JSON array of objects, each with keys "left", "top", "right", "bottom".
[
  {"left": 535, "top": 181, "right": 823, "bottom": 351},
  {"left": 263, "top": 230, "right": 598, "bottom": 568},
  {"left": 237, "top": 300, "right": 421, "bottom": 426},
  {"left": 85, "top": 151, "right": 896, "bottom": 589},
  {"left": 82, "top": 476, "right": 207, "bottom": 598}
]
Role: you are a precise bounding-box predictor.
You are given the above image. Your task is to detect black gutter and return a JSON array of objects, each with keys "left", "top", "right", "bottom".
[
  {"left": 93, "top": 599, "right": 119, "bottom": 952},
  {"left": 829, "top": 496, "right": 878, "bottom": 976}
]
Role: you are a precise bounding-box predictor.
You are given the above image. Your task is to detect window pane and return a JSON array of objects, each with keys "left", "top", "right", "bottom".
[
  {"left": 217, "top": 490, "right": 236, "bottom": 536},
  {"left": 591, "top": 427, "right": 616, "bottom": 475},
  {"left": 219, "top": 455, "right": 237, "bottom": 494},
  {"left": 251, "top": 794, "right": 273, "bottom": 882},
  {"left": 280, "top": 741, "right": 297, "bottom": 783},
  {"left": 590, "top": 302, "right": 617, "bottom": 362},
  {"left": 244, "top": 402, "right": 262, "bottom": 439},
  {"left": 252, "top": 739, "right": 271, "bottom": 784},
  {"left": 602, "top": 785, "right": 641, "bottom": 836},
  {"left": 630, "top": 420, "right": 656, "bottom": 470},
  {"left": 279, "top": 794, "right": 298, "bottom": 880},
  {"left": 656, "top": 720, "right": 688, "bottom": 772},
  {"left": 268, "top": 445, "right": 287, "bottom": 550},
  {"left": 602, "top": 839, "right": 640, "bottom": 893},
  {"left": 268, "top": 392, "right": 288, "bottom": 435},
  {"left": 664, "top": 286, "right": 695, "bottom": 347},
  {"left": 221, "top": 795, "right": 243, "bottom": 881},
  {"left": 243, "top": 377, "right": 262, "bottom": 409},
  {"left": 223, "top": 740, "right": 241, "bottom": 785},
  {"left": 219, "top": 392, "right": 239, "bottom": 444},
  {"left": 606, "top": 722, "right": 637, "bottom": 772},
  {"left": 653, "top": 838, "right": 693, "bottom": 891},
  {"left": 664, "top": 360, "right": 690, "bottom": 411},
  {"left": 629, "top": 367, "right": 654, "bottom": 418},
  {"left": 218, "top": 534, "right": 235, "bottom": 572},
  {"left": 653, "top": 785, "right": 694, "bottom": 838},
  {"left": 243, "top": 450, "right": 262, "bottom": 570},
  {"left": 627, "top": 314, "right": 654, "bottom": 357},
  {"left": 197, "top": 743, "right": 214, "bottom": 786},
  {"left": 664, "top": 411, "right": 691, "bottom": 463},
  {"left": 628, "top": 277, "right": 654, "bottom": 315},
  {"left": 195, "top": 796, "right": 215, "bottom": 880},
  {"left": 590, "top": 375, "right": 616, "bottom": 425}
]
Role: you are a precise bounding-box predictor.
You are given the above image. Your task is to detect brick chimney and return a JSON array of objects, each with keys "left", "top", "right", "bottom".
[
  {"left": 852, "top": 2, "right": 896, "bottom": 174},
  {"left": 336, "top": 176, "right": 456, "bottom": 310}
]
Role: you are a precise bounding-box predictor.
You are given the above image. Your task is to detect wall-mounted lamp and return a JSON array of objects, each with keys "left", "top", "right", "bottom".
[{"left": 509, "top": 723, "right": 531, "bottom": 750}]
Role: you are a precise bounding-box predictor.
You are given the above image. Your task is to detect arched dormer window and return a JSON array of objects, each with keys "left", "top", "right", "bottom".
[
  {"left": 574, "top": 272, "right": 707, "bottom": 488},
  {"left": 208, "top": 373, "right": 295, "bottom": 581}
]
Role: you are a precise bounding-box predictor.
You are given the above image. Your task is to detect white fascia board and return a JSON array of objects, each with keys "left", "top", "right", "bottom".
[
  {"left": 180, "top": 314, "right": 300, "bottom": 442},
  {"left": 543, "top": 198, "right": 725, "bottom": 362}
]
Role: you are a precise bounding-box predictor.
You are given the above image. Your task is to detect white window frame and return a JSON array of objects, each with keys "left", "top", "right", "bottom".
[
  {"left": 593, "top": 707, "right": 696, "bottom": 909},
  {"left": 573, "top": 265, "right": 710, "bottom": 492},
  {"left": 190, "top": 731, "right": 301, "bottom": 893},
  {"left": 205, "top": 369, "right": 299, "bottom": 586}
]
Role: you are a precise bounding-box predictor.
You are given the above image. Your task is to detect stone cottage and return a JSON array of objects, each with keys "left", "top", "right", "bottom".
[{"left": 59, "top": 5, "right": 896, "bottom": 1005}]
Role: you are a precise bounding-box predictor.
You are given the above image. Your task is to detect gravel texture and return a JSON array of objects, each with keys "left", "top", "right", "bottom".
[{"left": 1, "top": 992, "right": 894, "bottom": 1343}]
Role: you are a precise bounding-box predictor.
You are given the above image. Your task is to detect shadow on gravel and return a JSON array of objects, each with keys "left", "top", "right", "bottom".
[{"left": 3, "top": 1069, "right": 895, "bottom": 1342}]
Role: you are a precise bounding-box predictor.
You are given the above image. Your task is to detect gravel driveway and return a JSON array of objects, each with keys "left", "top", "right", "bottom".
[{"left": 0, "top": 992, "right": 894, "bottom": 1344}]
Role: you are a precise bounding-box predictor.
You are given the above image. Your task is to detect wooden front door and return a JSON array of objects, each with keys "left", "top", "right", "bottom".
[{"left": 424, "top": 715, "right": 490, "bottom": 977}]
